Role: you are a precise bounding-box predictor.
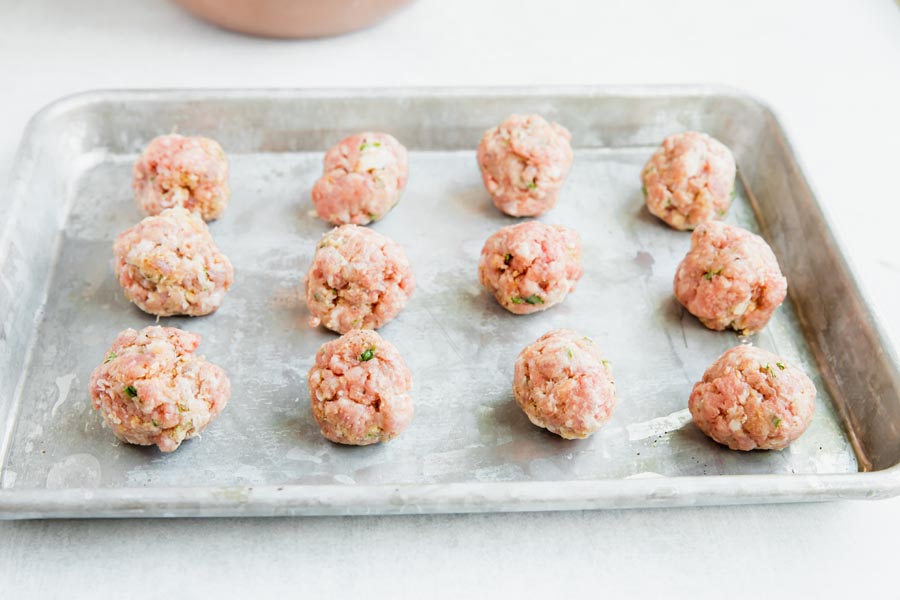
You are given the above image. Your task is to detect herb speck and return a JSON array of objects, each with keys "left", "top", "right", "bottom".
[
  {"left": 104, "top": 351, "right": 116, "bottom": 363},
  {"left": 359, "top": 346, "right": 376, "bottom": 362},
  {"left": 124, "top": 385, "right": 138, "bottom": 398}
]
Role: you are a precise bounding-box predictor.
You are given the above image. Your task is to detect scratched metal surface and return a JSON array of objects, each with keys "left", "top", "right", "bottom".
[{"left": 2, "top": 88, "right": 898, "bottom": 518}]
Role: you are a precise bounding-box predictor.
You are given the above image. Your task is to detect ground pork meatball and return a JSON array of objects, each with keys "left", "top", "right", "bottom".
[
  {"left": 477, "top": 114, "right": 573, "bottom": 217},
  {"left": 114, "top": 207, "right": 234, "bottom": 317},
  {"left": 305, "top": 224, "right": 415, "bottom": 333},
  {"left": 89, "top": 326, "right": 231, "bottom": 452},
  {"left": 513, "top": 329, "right": 617, "bottom": 439},
  {"left": 689, "top": 345, "right": 815, "bottom": 451},
  {"left": 478, "top": 221, "right": 582, "bottom": 315},
  {"left": 133, "top": 134, "right": 230, "bottom": 221},
  {"left": 641, "top": 131, "right": 736, "bottom": 230},
  {"left": 674, "top": 221, "right": 787, "bottom": 335},
  {"left": 311, "top": 132, "right": 409, "bottom": 226},
  {"left": 308, "top": 329, "right": 413, "bottom": 445}
]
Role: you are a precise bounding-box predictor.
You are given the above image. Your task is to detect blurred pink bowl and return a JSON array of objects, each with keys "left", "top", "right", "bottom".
[{"left": 172, "top": 0, "right": 415, "bottom": 38}]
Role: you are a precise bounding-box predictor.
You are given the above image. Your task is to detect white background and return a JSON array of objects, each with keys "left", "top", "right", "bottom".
[{"left": 1, "top": 0, "right": 899, "bottom": 596}]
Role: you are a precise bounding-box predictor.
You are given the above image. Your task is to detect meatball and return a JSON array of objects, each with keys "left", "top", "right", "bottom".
[
  {"left": 674, "top": 221, "right": 787, "bottom": 335},
  {"left": 641, "top": 131, "right": 736, "bottom": 230},
  {"left": 305, "top": 224, "right": 415, "bottom": 333},
  {"left": 513, "top": 329, "right": 617, "bottom": 439},
  {"left": 478, "top": 221, "right": 582, "bottom": 315},
  {"left": 477, "top": 114, "right": 573, "bottom": 217},
  {"left": 689, "top": 345, "right": 816, "bottom": 451},
  {"left": 89, "top": 326, "right": 231, "bottom": 452},
  {"left": 133, "top": 134, "right": 230, "bottom": 221},
  {"left": 114, "top": 207, "right": 234, "bottom": 317},
  {"left": 308, "top": 329, "right": 413, "bottom": 445},
  {"left": 311, "top": 132, "right": 409, "bottom": 226}
]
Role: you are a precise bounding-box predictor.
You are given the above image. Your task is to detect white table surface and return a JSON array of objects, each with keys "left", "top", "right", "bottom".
[{"left": 2, "top": 0, "right": 899, "bottom": 596}]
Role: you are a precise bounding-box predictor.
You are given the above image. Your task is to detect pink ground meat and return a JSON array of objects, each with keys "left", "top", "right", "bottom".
[
  {"left": 133, "top": 134, "right": 230, "bottom": 221},
  {"left": 308, "top": 329, "right": 413, "bottom": 445},
  {"left": 89, "top": 326, "right": 231, "bottom": 452},
  {"left": 641, "top": 131, "right": 736, "bottom": 230},
  {"left": 305, "top": 224, "right": 415, "bottom": 334},
  {"left": 674, "top": 221, "right": 787, "bottom": 335},
  {"left": 513, "top": 329, "right": 617, "bottom": 439},
  {"left": 114, "top": 207, "right": 234, "bottom": 317},
  {"left": 478, "top": 221, "right": 582, "bottom": 314},
  {"left": 312, "top": 132, "right": 409, "bottom": 226},
  {"left": 477, "top": 114, "right": 573, "bottom": 217},
  {"left": 689, "top": 345, "right": 815, "bottom": 451}
]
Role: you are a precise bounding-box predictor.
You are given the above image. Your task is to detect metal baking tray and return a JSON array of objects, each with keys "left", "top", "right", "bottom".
[{"left": 1, "top": 87, "right": 899, "bottom": 519}]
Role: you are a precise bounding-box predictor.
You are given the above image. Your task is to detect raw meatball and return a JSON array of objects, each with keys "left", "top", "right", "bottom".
[
  {"left": 513, "top": 329, "right": 617, "bottom": 439},
  {"left": 114, "top": 207, "right": 234, "bottom": 317},
  {"left": 311, "top": 132, "right": 409, "bottom": 225},
  {"left": 89, "top": 326, "right": 231, "bottom": 453},
  {"left": 689, "top": 345, "right": 815, "bottom": 451},
  {"left": 305, "top": 224, "right": 415, "bottom": 334},
  {"left": 133, "top": 134, "right": 230, "bottom": 221},
  {"left": 477, "top": 114, "right": 573, "bottom": 217},
  {"left": 641, "top": 131, "right": 736, "bottom": 230},
  {"left": 478, "top": 221, "right": 582, "bottom": 315},
  {"left": 308, "top": 329, "right": 413, "bottom": 445},
  {"left": 674, "top": 221, "right": 787, "bottom": 335}
]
